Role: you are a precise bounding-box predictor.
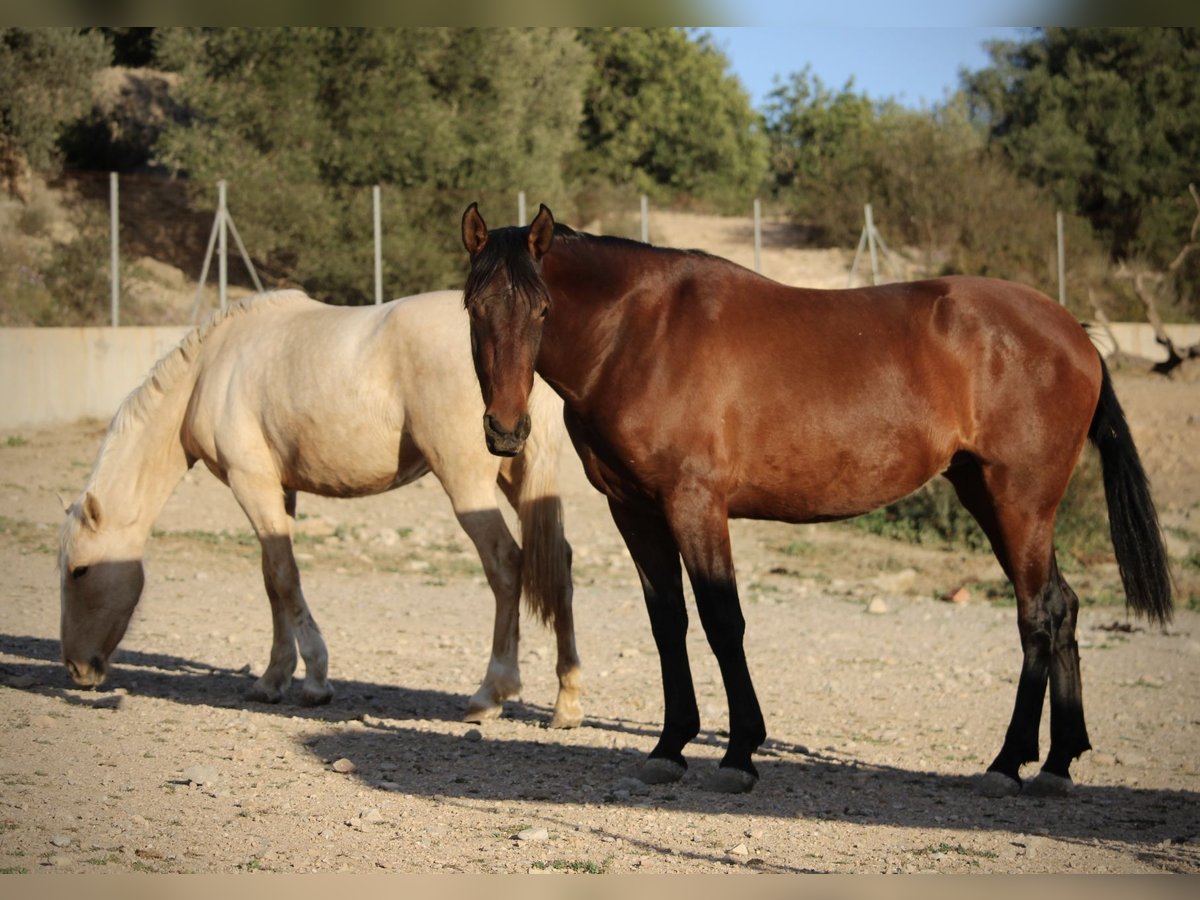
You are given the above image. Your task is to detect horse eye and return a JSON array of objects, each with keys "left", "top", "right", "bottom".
[
  {"left": 538, "top": 305, "right": 549, "bottom": 319},
  {"left": 71, "top": 566, "right": 90, "bottom": 580}
]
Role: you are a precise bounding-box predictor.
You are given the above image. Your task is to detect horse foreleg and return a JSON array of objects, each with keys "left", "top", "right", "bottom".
[
  {"left": 667, "top": 487, "right": 765, "bottom": 794},
  {"left": 546, "top": 566, "right": 583, "bottom": 729},
  {"left": 232, "top": 477, "right": 332, "bottom": 706},
  {"left": 608, "top": 498, "right": 698, "bottom": 785},
  {"left": 452, "top": 507, "right": 523, "bottom": 723}
]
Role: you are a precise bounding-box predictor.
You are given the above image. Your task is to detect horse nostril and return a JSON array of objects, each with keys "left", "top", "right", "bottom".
[{"left": 515, "top": 414, "right": 531, "bottom": 442}]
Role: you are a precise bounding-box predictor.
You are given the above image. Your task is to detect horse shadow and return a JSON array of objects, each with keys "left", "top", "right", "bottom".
[{"left": 2, "top": 631, "right": 1197, "bottom": 873}]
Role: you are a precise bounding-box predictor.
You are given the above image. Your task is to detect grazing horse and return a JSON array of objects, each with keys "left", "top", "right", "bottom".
[
  {"left": 58, "top": 289, "right": 583, "bottom": 729},
  {"left": 460, "top": 203, "right": 1172, "bottom": 794}
]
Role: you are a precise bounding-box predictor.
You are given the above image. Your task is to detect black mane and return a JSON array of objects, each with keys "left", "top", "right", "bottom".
[{"left": 464, "top": 219, "right": 726, "bottom": 311}]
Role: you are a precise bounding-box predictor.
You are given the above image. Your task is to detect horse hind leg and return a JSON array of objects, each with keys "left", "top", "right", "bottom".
[
  {"left": 945, "top": 460, "right": 1089, "bottom": 797},
  {"left": 1026, "top": 565, "right": 1089, "bottom": 796},
  {"left": 231, "top": 476, "right": 332, "bottom": 706},
  {"left": 499, "top": 451, "right": 583, "bottom": 729}
]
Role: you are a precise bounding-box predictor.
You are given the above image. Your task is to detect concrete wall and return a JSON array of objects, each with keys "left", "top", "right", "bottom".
[
  {"left": 1095, "top": 322, "right": 1200, "bottom": 363},
  {"left": 1, "top": 326, "right": 188, "bottom": 429},
  {"left": 0, "top": 321, "right": 1197, "bottom": 430}
]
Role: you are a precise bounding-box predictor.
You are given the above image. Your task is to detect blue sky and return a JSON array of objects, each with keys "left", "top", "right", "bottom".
[
  {"left": 704, "top": 26, "right": 1031, "bottom": 110},
  {"left": 700, "top": 0, "right": 1049, "bottom": 109}
]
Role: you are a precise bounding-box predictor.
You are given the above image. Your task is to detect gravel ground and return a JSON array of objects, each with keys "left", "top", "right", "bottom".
[{"left": 1, "top": 364, "right": 1198, "bottom": 874}]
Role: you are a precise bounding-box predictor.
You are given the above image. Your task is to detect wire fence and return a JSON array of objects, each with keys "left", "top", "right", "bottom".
[{"left": 16, "top": 170, "right": 1076, "bottom": 327}]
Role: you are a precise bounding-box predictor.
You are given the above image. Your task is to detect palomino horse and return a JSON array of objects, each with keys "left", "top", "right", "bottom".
[
  {"left": 461, "top": 203, "right": 1173, "bottom": 794},
  {"left": 59, "top": 289, "right": 582, "bottom": 728}
]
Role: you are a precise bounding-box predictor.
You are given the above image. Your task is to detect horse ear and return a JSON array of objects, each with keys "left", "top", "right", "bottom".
[
  {"left": 462, "top": 202, "right": 489, "bottom": 257},
  {"left": 528, "top": 204, "right": 555, "bottom": 260},
  {"left": 81, "top": 491, "right": 103, "bottom": 530}
]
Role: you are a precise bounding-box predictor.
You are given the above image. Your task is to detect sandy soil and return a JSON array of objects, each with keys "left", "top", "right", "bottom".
[{"left": 0, "top": 215, "right": 1198, "bottom": 875}]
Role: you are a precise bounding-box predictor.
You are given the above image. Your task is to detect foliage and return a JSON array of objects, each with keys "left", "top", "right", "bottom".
[
  {"left": 965, "top": 27, "right": 1200, "bottom": 314},
  {"left": 0, "top": 28, "right": 110, "bottom": 174},
  {"left": 154, "top": 27, "right": 589, "bottom": 304},
  {"left": 763, "top": 69, "right": 1117, "bottom": 316},
  {"left": 0, "top": 193, "right": 111, "bottom": 326},
  {"left": 573, "top": 28, "right": 768, "bottom": 211}
]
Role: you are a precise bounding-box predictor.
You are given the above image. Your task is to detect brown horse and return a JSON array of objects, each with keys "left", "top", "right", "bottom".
[{"left": 461, "top": 202, "right": 1173, "bottom": 795}]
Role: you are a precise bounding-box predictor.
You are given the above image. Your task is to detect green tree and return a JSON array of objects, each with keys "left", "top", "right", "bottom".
[
  {"left": 0, "top": 28, "right": 110, "bottom": 178},
  {"left": 156, "top": 27, "right": 588, "bottom": 304},
  {"left": 574, "top": 28, "right": 768, "bottom": 210},
  {"left": 965, "top": 27, "right": 1200, "bottom": 268},
  {"left": 762, "top": 68, "right": 879, "bottom": 243},
  {"left": 763, "top": 70, "right": 1103, "bottom": 309}
]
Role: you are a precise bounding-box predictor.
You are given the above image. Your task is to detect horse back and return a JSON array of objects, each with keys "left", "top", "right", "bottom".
[
  {"left": 181, "top": 291, "right": 474, "bottom": 497},
  {"left": 581, "top": 272, "right": 1101, "bottom": 522}
]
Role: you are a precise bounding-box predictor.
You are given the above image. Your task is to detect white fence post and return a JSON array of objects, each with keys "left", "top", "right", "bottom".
[
  {"left": 518, "top": 190, "right": 527, "bottom": 226},
  {"left": 865, "top": 203, "right": 880, "bottom": 286},
  {"left": 640, "top": 194, "right": 649, "bottom": 243},
  {"left": 753, "top": 197, "right": 762, "bottom": 274},
  {"left": 109, "top": 172, "right": 119, "bottom": 327},
  {"left": 218, "top": 180, "right": 228, "bottom": 311},
  {"left": 373, "top": 185, "right": 383, "bottom": 305},
  {"left": 1056, "top": 210, "right": 1067, "bottom": 306}
]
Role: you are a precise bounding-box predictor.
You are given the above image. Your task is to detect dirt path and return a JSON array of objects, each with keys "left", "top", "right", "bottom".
[{"left": 1, "top": 215, "right": 1198, "bottom": 875}]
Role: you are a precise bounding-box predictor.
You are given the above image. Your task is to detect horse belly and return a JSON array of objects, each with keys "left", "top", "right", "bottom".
[
  {"left": 278, "top": 424, "right": 429, "bottom": 498},
  {"left": 727, "top": 417, "right": 958, "bottom": 524}
]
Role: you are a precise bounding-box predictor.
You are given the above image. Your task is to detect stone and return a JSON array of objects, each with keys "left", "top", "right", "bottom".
[
  {"left": 517, "top": 827, "right": 549, "bottom": 842},
  {"left": 9, "top": 674, "right": 35, "bottom": 689},
  {"left": 727, "top": 843, "right": 750, "bottom": 857},
  {"left": 331, "top": 758, "right": 356, "bottom": 774},
  {"left": 464, "top": 728, "right": 482, "bottom": 742},
  {"left": 181, "top": 765, "right": 218, "bottom": 786},
  {"left": 941, "top": 586, "right": 971, "bottom": 604},
  {"left": 866, "top": 597, "right": 889, "bottom": 615},
  {"left": 49, "top": 835, "right": 72, "bottom": 848}
]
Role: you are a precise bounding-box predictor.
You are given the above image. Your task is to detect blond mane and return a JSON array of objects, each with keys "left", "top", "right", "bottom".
[{"left": 84, "top": 291, "right": 309, "bottom": 494}]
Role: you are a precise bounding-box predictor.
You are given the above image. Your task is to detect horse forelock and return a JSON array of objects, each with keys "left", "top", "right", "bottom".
[{"left": 464, "top": 226, "right": 550, "bottom": 313}]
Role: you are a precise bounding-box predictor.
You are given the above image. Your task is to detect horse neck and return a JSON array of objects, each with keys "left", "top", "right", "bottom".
[
  {"left": 85, "top": 368, "right": 196, "bottom": 545},
  {"left": 538, "top": 240, "right": 646, "bottom": 402}
]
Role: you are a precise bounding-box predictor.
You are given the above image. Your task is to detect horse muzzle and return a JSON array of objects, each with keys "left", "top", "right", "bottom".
[
  {"left": 65, "top": 656, "right": 108, "bottom": 688},
  {"left": 483, "top": 412, "right": 531, "bottom": 457}
]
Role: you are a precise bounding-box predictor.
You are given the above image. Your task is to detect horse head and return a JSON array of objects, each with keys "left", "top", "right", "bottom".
[
  {"left": 59, "top": 491, "right": 145, "bottom": 687},
  {"left": 461, "top": 202, "right": 556, "bottom": 457}
]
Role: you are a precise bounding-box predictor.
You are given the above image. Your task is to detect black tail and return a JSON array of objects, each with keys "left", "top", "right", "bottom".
[{"left": 1088, "top": 358, "right": 1173, "bottom": 625}]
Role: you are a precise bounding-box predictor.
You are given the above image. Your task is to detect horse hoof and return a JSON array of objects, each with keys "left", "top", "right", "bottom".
[
  {"left": 299, "top": 685, "right": 334, "bottom": 707},
  {"left": 637, "top": 758, "right": 686, "bottom": 785},
  {"left": 548, "top": 704, "right": 583, "bottom": 730},
  {"left": 463, "top": 702, "right": 503, "bottom": 724},
  {"left": 977, "top": 771, "right": 1021, "bottom": 798},
  {"left": 704, "top": 766, "right": 758, "bottom": 794},
  {"left": 245, "top": 682, "right": 284, "bottom": 704},
  {"left": 1025, "top": 771, "right": 1073, "bottom": 797}
]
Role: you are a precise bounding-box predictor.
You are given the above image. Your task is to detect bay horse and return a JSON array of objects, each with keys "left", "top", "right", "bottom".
[
  {"left": 461, "top": 203, "right": 1173, "bottom": 795},
  {"left": 58, "top": 289, "right": 582, "bottom": 728}
]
